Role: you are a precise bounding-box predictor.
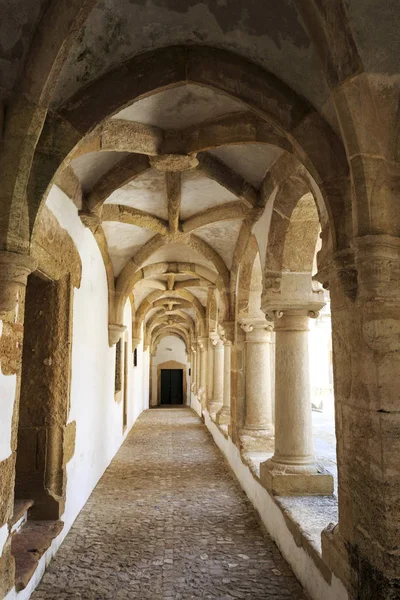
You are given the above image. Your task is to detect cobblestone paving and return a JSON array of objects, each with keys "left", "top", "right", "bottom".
[{"left": 32, "top": 408, "right": 308, "bottom": 600}]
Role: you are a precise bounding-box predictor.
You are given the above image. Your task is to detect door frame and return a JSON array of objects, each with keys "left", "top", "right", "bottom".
[{"left": 157, "top": 360, "right": 187, "bottom": 405}]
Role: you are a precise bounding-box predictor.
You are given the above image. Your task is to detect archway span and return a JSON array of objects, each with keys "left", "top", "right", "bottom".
[{"left": 27, "top": 45, "right": 348, "bottom": 255}]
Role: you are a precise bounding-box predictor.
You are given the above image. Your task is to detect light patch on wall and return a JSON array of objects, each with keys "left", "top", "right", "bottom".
[
  {"left": 0, "top": 523, "right": 8, "bottom": 558},
  {"left": 0, "top": 321, "right": 17, "bottom": 461}
]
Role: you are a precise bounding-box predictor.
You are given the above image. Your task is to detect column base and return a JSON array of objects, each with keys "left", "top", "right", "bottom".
[
  {"left": 260, "top": 457, "right": 334, "bottom": 496},
  {"left": 208, "top": 401, "right": 223, "bottom": 418},
  {"left": 240, "top": 426, "right": 274, "bottom": 452},
  {"left": 215, "top": 406, "right": 230, "bottom": 425}
]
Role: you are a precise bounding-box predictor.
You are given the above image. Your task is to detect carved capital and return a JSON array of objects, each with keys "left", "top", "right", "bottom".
[
  {"left": 0, "top": 251, "right": 37, "bottom": 317},
  {"left": 221, "top": 321, "right": 235, "bottom": 342},
  {"left": 198, "top": 337, "right": 208, "bottom": 351},
  {"left": 211, "top": 336, "right": 224, "bottom": 348},
  {"left": 240, "top": 317, "right": 272, "bottom": 342},
  {"left": 108, "top": 323, "right": 126, "bottom": 346}
]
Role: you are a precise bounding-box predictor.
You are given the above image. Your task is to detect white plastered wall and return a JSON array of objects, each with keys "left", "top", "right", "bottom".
[
  {"left": 151, "top": 336, "right": 190, "bottom": 405},
  {"left": 5, "top": 185, "right": 147, "bottom": 600}
]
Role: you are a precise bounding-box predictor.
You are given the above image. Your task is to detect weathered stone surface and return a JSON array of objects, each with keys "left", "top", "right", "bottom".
[
  {"left": 32, "top": 408, "right": 307, "bottom": 600},
  {"left": 12, "top": 520, "right": 64, "bottom": 591}
]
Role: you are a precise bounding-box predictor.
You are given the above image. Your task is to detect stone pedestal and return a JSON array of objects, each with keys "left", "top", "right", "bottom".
[
  {"left": 260, "top": 310, "right": 333, "bottom": 495},
  {"left": 239, "top": 319, "right": 274, "bottom": 451},
  {"left": 209, "top": 337, "right": 224, "bottom": 415},
  {"left": 216, "top": 340, "right": 232, "bottom": 425}
]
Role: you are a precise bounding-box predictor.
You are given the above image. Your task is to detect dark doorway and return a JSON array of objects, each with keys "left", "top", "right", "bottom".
[{"left": 160, "top": 369, "right": 183, "bottom": 405}]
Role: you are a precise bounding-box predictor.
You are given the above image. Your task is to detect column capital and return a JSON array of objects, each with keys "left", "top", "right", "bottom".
[
  {"left": 210, "top": 331, "right": 223, "bottom": 348},
  {"left": 264, "top": 301, "right": 324, "bottom": 325},
  {"left": 197, "top": 337, "right": 208, "bottom": 351},
  {"left": 108, "top": 323, "right": 126, "bottom": 346},
  {"left": 0, "top": 251, "right": 37, "bottom": 317},
  {"left": 220, "top": 321, "right": 235, "bottom": 342},
  {"left": 266, "top": 308, "right": 321, "bottom": 332},
  {"left": 239, "top": 317, "right": 272, "bottom": 342}
]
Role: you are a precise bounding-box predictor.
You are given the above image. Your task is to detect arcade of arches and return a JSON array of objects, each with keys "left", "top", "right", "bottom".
[{"left": 0, "top": 2, "right": 400, "bottom": 599}]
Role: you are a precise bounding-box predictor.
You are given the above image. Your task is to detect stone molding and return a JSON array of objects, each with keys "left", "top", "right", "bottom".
[{"left": 108, "top": 324, "right": 127, "bottom": 346}]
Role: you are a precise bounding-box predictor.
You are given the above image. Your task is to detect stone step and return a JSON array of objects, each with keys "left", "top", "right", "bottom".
[{"left": 11, "top": 520, "right": 64, "bottom": 591}]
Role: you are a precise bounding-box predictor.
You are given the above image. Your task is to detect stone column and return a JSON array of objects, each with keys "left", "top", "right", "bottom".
[
  {"left": 239, "top": 319, "right": 274, "bottom": 451},
  {"left": 209, "top": 337, "right": 224, "bottom": 416},
  {"left": 195, "top": 341, "right": 201, "bottom": 395},
  {"left": 216, "top": 340, "right": 232, "bottom": 425},
  {"left": 206, "top": 338, "right": 214, "bottom": 410},
  {"left": 198, "top": 338, "right": 207, "bottom": 410},
  {"left": 190, "top": 346, "right": 196, "bottom": 393},
  {"left": 260, "top": 309, "right": 333, "bottom": 495}
]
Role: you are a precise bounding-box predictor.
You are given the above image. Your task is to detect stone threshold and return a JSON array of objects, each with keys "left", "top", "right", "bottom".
[
  {"left": 11, "top": 520, "right": 64, "bottom": 592},
  {"left": 204, "top": 410, "right": 349, "bottom": 600}
]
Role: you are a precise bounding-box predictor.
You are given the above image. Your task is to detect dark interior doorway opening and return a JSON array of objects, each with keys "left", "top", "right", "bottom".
[{"left": 160, "top": 369, "right": 183, "bottom": 405}]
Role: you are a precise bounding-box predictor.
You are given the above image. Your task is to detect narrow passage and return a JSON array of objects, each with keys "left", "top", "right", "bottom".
[{"left": 32, "top": 408, "right": 308, "bottom": 600}]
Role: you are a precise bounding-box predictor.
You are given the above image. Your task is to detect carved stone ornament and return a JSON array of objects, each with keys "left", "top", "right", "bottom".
[
  {"left": 108, "top": 323, "right": 127, "bottom": 346},
  {"left": 239, "top": 318, "right": 273, "bottom": 333}
]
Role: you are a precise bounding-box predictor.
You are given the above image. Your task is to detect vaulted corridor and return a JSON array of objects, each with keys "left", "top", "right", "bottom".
[{"left": 31, "top": 408, "right": 307, "bottom": 600}]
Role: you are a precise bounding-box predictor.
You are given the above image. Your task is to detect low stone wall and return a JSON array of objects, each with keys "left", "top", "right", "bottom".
[{"left": 203, "top": 411, "right": 349, "bottom": 600}]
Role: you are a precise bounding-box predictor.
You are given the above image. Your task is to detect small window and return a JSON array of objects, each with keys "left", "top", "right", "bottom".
[{"left": 133, "top": 347, "right": 138, "bottom": 367}]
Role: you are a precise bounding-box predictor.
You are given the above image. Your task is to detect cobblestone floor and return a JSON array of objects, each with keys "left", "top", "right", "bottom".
[{"left": 32, "top": 408, "right": 308, "bottom": 600}]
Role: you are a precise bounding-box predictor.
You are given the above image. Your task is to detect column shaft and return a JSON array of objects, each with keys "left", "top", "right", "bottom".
[
  {"left": 216, "top": 340, "right": 231, "bottom": 425},
  {"left": 199, "top": 341, "right": 207, "bottom": 409},
  {"left": 239, "top": 320, "right": 274, "bottom": 450},
  {"left": 209, "top": 338, "right": 224, "bottom": 415},
  {"left": 260, "top": 310, "right": 333, "bottom": 495}
]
